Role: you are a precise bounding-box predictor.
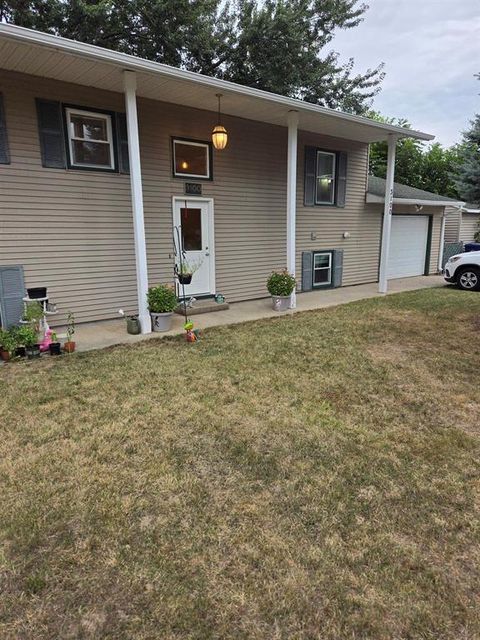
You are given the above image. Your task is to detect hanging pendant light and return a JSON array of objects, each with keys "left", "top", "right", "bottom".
[{"left": 212, "top": 93, "right": 228, "bottom": 150}]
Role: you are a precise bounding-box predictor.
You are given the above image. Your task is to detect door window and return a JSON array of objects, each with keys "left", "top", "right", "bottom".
[{"left": 181, "top": 207, "right": 202, "bottom": 251}]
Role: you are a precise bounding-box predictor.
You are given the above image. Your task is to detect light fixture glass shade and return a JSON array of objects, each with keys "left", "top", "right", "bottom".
[{"left": 212, "top": 124, "right": 228, "bottom": 150}]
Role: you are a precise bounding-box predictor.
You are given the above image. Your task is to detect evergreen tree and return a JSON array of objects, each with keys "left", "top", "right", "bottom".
[{"left": 453, "top": 114, "right": 480, "bottom": 205}]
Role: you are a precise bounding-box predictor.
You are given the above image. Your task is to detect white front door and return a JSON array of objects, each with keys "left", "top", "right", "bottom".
[
  {"left": 173, "top": 198, "right": 215, "bottom": 296},
  {"left": 387, "top": 215, "right": 429, "bottom": 279}
]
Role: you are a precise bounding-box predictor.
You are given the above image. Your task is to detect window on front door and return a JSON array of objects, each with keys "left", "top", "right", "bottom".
[{"left": 180, "top": 207, "right": 202, "bottom": 251}]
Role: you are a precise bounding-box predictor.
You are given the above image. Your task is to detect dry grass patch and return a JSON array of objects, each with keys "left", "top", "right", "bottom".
[{"left": 1, "top": 288, "right": 479, "bottom": 639}]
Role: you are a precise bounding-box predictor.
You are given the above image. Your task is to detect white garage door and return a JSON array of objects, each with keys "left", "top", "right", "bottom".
[{"left": 387, "top": 215, "right": 429, "bottom": 279}]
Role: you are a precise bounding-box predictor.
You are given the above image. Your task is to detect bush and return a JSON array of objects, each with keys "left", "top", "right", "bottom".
[
  {"left": 267, "top": 269, "right": 296, "bottom": 296},
  {"left": 147, "top": 284, "right": 178, "bottom": 313},
  {"left": 0, "top": 328, "right": 17, "bottom": 354},
  {"left": 12, "top": 325, "right": 38, "bottom": 347}
]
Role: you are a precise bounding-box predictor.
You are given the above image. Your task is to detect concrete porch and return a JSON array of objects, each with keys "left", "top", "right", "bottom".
[{"left": 68, "top": 276, "right": 445, "bottom": 352}]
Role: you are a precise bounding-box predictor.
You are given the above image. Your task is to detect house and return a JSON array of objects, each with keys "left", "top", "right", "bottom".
[
  {"left": 444, "top": 203, "right": 480, "bottom": 244},
  {"left": 0, "top": 24, "right": 464, "bottom": 332}
]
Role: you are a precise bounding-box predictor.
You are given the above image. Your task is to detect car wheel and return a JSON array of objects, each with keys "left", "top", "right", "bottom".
[{"left": 457, "top": 267, "right": 480, "bottom": 291}]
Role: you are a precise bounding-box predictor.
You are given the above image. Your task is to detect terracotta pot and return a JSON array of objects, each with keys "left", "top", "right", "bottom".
[
  {"left": 64, "top": 341, "right": 76, "bottom": 353},
  {"left": 0, "top": 350, "right": 10, "bottom": 362}
]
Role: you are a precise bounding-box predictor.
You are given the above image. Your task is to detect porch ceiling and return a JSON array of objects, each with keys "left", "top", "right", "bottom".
[{"left": 0, "top": 23, "right": 435, "bottom": 144}]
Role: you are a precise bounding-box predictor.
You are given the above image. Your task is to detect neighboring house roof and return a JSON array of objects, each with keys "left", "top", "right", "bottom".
[
  {"left": 0, "top": 23, "right": 435, "bottom": 145},
  {"left": 366, "top": 176, "right": 464, "bottom": 207},
  {"left": 463, "top": 203, "right": 480, "bottom": 213}
]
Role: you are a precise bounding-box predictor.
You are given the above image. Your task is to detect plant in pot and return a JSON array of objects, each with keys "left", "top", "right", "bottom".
[
  {"left": 49, "top": 332, "right": 62, "bottom": 355},
  {"left": 20, "top": 326, "right": 41, "bottom": 359},
  {"left": 147, "top": 284, "right": 177, "bottom": 332},
  {"left": 64, "top": 312, "right": 76, "bottom": 353},
  {"left": 22, "top": 301, "right": 44, "bottom": 333},
  {"left": 267, "top": 269, "right": 296, "bottom": 311},
  {"left": 0, "top": 328, "right": 17, "bottom": 362},
  {"left": 11, "top": 326, "right": 32, "bottom": 357},
  {"left": 176, "top": 259, "right": 202, "bottom": 285}
]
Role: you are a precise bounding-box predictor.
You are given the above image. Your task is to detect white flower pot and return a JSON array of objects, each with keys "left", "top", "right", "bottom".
[
  {"left": 150, "top": 312, "right": 173, "bottom": 332},
  {"left": 271, "top": 294, "right": 292, "bottom": 311}
]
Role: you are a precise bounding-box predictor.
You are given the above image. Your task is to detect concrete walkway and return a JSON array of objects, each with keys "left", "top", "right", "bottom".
[{"left": 70, "top": 275, "right": 445, "bottom": 352}]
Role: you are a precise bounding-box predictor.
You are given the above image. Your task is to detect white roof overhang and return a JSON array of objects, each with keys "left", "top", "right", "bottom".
[{"left": 0, "top": 23, "right": 436, "bottom": 144}]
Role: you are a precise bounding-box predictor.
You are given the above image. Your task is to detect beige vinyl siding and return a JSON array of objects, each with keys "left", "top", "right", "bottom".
[
  {"left": 296, "top": 134, "right": 380, "bottom": 286},
  {"left": 444, "top": 206, "right": 461, "bottom": 243},
  {"left": 459, "top": 213, "right": 480, "bottom": 243},
  {"left": 0, "top": 69, "right": 287, "bottom": 324}
]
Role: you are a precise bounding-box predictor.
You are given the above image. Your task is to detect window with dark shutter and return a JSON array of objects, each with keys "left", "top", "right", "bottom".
[
  {"left": 0, "top": 93, "right": 10, "bottom": 164},
  {"left": 35, "top": 99, "right": 67, "bottom": 169},
  {"left": 304, "top": 146, "right": 348, "bottom": 207}
]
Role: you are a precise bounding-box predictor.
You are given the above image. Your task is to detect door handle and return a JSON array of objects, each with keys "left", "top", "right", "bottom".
[{"left": 205, "top": 252, "right": 210, "bottom": 256}]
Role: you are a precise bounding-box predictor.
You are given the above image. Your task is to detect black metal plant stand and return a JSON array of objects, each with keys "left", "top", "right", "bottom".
[{"left": 173, "top": 223, "right": 189, "bottom": 326}]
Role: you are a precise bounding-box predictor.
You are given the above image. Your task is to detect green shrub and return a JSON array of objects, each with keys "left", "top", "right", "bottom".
[
  {"left": 147, "top": 284, "right": 178, "bottom": 313},
  {"left": 22, "top": 301, "right": 43, "bottom": 323},
  {"left": 0, "top": 328, "right": 17, "bottom": 354},
  {"left": 267, "top": 269, "right": 296, "bottom": 296},
  {"left": 13, "top": 325, "right": 38, "bottom": 347}
]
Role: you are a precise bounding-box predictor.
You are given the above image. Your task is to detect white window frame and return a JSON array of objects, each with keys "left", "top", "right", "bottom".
[
  {"left": 173, "top": 139, "right": 211, "bottom": 179},
  {"left": 65, "top": 107, "right": 115, "bottom": 170},
  {"left": 313, "top": 251, "right": 332, "bottom": 287},
  {"left": 315, "top": 150, "right": 336, "bottom": 205}
]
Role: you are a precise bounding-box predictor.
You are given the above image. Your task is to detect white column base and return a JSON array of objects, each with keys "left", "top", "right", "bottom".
[
  {"left": 139, "top": 312, "right": 151, "bottom": 335},
  {"left": 289, "top": 290, "right": 297, "bottom": 309}
]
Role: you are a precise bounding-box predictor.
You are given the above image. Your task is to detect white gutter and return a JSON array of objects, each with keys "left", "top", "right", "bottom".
[
  {"left": 366, "top": 194, "right": 465, "bottom": 207},
  {"left": 0, "top": 23, "right": 435, "bottom": 143}
]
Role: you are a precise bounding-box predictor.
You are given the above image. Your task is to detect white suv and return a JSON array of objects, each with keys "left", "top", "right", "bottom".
[{"left": 444, "top": 251, "right": 480, "bottom": 291}]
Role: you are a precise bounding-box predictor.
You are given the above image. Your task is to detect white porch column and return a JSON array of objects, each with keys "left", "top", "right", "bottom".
[
  {"left": 124, "top": 70, "right": 150, "bottom": 334},
  {"left": 287, "top": 110, "right": 299, "bottom": 308},
  {"left": 378, "top": 134, "right": 398, "bottom": 293}
]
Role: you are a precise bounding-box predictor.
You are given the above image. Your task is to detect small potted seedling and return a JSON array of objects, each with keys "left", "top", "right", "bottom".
[
  {"left": 49, "top": 332, "right": 61, "bottom": 355},
  {"left": 64, "top": 312, "right": 76, "bottom": 353},
  {"left": 0, "top": 328, "right": 16, "bottom": 362},
  {"left": 147, "top": 284, "right": 177, "bottom": 332},
  {"left": 176, "top": 259, "right": 202, "bottom": 285},
  {"left": 267, "top": 269, "right": 296, "bottom": 311},
  {"left": 118, "top": 309, "right": 141, "bottom": 335}
]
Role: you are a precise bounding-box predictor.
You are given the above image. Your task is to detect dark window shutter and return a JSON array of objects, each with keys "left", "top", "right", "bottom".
[
  {"left": 35, "top": 99, "right": 66, "bottom": 168},
  {"left": 336, "top": 152, "right": 348, "bottom": 207},
  {"left": 304, "top": 146, "right": 317, "bottom": 206},
  {"left": 0, "top": 93, "right": 10, "bottom": 164},
  {"left": 0, "top": 265, "right": 25, "bottom": 329},
  {"left": 115, "top": 112, "right": 130, "bottom": 174},
  {"left": 332, "top": 250, "right": 344, "bottom": 288},
  {"left": 302, "top": 251, "right": 313, "bottom": 292}
]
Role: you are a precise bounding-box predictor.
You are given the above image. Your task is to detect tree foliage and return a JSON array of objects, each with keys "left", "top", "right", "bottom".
[
  {"left": 0, "top": 0, "right": 384, "bottom": 113},
  {"left": 368, "top": 112, "right": 462, "bottom": 198},
  {"left": 453, "top": 114, "right": 480, "bottom": 205}
]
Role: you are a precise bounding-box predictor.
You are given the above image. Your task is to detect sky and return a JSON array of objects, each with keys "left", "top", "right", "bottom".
[{"left": 331, "top": 0, "right": 480, "bottom": 147}]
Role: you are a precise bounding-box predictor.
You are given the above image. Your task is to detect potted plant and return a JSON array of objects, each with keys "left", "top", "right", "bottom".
[
  {"left": 118, "top": 309, "right": 141, "bottom": 335},
  {"left": 147, "top": 284, "right": 177, "bottom": 332},
  {"left": 64, "top": 312, "right": 76, "bottom": 353},
  {"left": 22, "top": 301, "right": 44, "bottom": 333},
  {"left": 267, "top": 269, "right": 296, "bottom": 311},
  {"left": 0, "top": 328, "right": 16, "bottom": 362},
  {"left": 11, "top": 326, "right": 32, "bottom": 357},
  {"left": 176, "top": 259, "right": 202, "bottom": 285},
  {"left": 49, "top": 332, "right": 62, "bottom": 355},
  {"left": 21, "top": 326, "right": 41, "bottom": 359}
]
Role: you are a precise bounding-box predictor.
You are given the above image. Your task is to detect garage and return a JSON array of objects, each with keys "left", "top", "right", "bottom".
[{"left": 387, "top": 215, "right": 429, "bottom": 279}]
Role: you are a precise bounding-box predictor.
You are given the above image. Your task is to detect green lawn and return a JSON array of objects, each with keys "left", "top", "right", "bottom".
[{"left": 1, "top": 288, "right": 479, "bottom": 639}]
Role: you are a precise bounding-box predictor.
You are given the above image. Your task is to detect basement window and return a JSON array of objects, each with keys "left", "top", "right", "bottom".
[
  {"left": 65, "top": 107, "right": 115, "bottom": 170},
  {"left": 313, "top": 252, "right": 332, "bottom": 287}
]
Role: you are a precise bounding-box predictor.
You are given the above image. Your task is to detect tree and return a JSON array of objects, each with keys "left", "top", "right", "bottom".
[
  {"left": 0, "top": 0, "right": 384, "bottom": 114},
  {"left": 453, "top": 114, "right": 480, "bottom": 205},
  {"left": 368, "top": 111, "right": 462, "bottom": 198}
]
